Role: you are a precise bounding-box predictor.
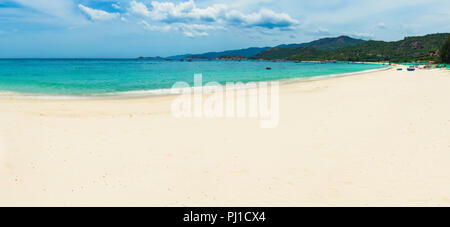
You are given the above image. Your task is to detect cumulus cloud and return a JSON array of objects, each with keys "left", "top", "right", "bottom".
[
  {"left": 225, "top": 9, "right": 299, "bottom": 29},
  {"left": 139, "top": 20, "right": 223, "bottom": 37},
  {"left": 130, "top": 0, "right": 151, "bottom": 17},
  {"left": 129, "top": 0, "right": 298, "bottom": 30},
  {"left": 130, "top": 0, "right": 227, "bottom": 23},
  {"left": 79, "top": 4, "right": 120, "bottom": 21}
]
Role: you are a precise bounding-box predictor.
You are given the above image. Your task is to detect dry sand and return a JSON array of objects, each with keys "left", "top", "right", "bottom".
[{"left": 1, "top": 66, "right": 450, "bottom": 206}]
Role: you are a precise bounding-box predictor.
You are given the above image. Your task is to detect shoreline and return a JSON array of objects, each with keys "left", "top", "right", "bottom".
[
  {"left": 278, "top": 64, "right": 393, "bottom": 85},
  {"left": 0, "top": 63, "right": 392, "bottom": 101}
]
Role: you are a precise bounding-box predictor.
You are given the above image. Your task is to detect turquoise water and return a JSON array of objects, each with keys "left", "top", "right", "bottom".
[{"left": 0, "top": 59, "right": 387, "bottom": 96}]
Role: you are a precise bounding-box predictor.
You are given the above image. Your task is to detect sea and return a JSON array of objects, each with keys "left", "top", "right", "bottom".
[{"left": 0, "top": 59, "right": 389, "bottom": 98}]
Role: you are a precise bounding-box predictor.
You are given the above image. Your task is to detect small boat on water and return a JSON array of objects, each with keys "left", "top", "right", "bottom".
[
  {"left": 266, "top": 67, "right": 272, "bottom": 70},
  {"left": 397, "top": 68, "right": 403, "bottom": 71}
]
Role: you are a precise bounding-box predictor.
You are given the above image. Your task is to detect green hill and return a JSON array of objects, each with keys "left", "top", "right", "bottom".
[
  {"left": 253, "top": 46, "right": 327, "bottom": 60},
  {"left": 167, "top": 36, "right": 364, "bottom": 60},
  {"left": 275, "top": 36, "right": 365, "bottom": 50},
  {"left": 253, "top": 33, "right": 450, "bottom": 62},
  {"left": 254, "top": 36, "right": 365, "bottom": 60},
  {"left": 441, "top": 36, "right": 450, "bottom": 63},
  {"left": 305, "top": 36, "right": 366, "bottom": 50}
]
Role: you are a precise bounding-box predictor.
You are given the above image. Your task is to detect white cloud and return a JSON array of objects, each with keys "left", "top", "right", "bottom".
[
  {"left": 304, "top": 27, "right": 332, "bottom": 36},
  {"left": 129, "top": 0, "right": 298, "bottom": 29},
  {"left": 148, "top": 0, "right": 197, "bottom": 21},
  {"left": 349, "top": 32, "right": 373, "bottom": 39},
  {"left": 78, "top": 4, "right": 120, "bottom": 21},
  {"left": 139, "top": 20, "right": 223, "bottom": 37},
  {"left": 12, "top": 0, "right": 84, "bottom": 25},
  {"left": 131, "top": 0, "right": 227, "bottom": 23},
  {"left": 130, "top": 0, "right": 151, "bottom": 17},
  {"left": 225, "top": 9, "right": 299, "bottom": 29},
  {"left": 140, "top": 20, "right": 173, "bottom": 32},
  {"left": 190, "top": 4, "right": 228, "bottom": 22},
  {"left": 13, "top": 0, "right": 76, "bottom": 19},
  {"left": 377, "top": 22, "right": 386, "bottom": 29},
  {"left": 112, "top": 4, "right": 121, "bottom": 10},
  {"left": 315, "top": 27, "right": 331, "bottom": 35},
  {"left": 180, "top": 24, "right": 221, "bottom": 37}
]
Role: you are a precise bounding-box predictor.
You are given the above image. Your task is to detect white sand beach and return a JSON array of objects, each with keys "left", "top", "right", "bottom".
[{"left": 1, "top": 66, "right": 450, "bottom": 207}]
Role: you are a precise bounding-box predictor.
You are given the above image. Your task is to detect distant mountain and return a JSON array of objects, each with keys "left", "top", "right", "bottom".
[
  {"left": 168, "top": 47, "right": 271, "bottom": 60},
  {"left": 325, "top": 33, "right": 449, "bottom": 62},
  {"left": 253, "top": 35, "right": 365, "bottom": 60},
  {"left": 275, "top": 36, "right": 365, "bottom": 51},
  {"left": 275, "top": 43, "right": 308, "bottom": 48},
  {"left": 143, "top": 33, "right": 449, "bottom": 63},
  {"left": 253, "top": 33, "right": 450, "bottom": 62},
  {"left": 164, "top": 36, "right": 363, "bottom": 60},
  {"left": 305, "top": 36, "right": 366, "bottom": 50},
  {"left": 253, "top": 46, "right": 327, "bottom": 60}
]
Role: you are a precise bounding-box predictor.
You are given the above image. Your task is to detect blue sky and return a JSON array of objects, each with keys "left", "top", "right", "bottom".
[{"left": 0, "top": 0, "right": 449, "bottom": 58}]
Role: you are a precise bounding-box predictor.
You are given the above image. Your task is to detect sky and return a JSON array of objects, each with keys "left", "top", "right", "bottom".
[{"left": 0, "top": 0, "right": 449, "bottom": 58}]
